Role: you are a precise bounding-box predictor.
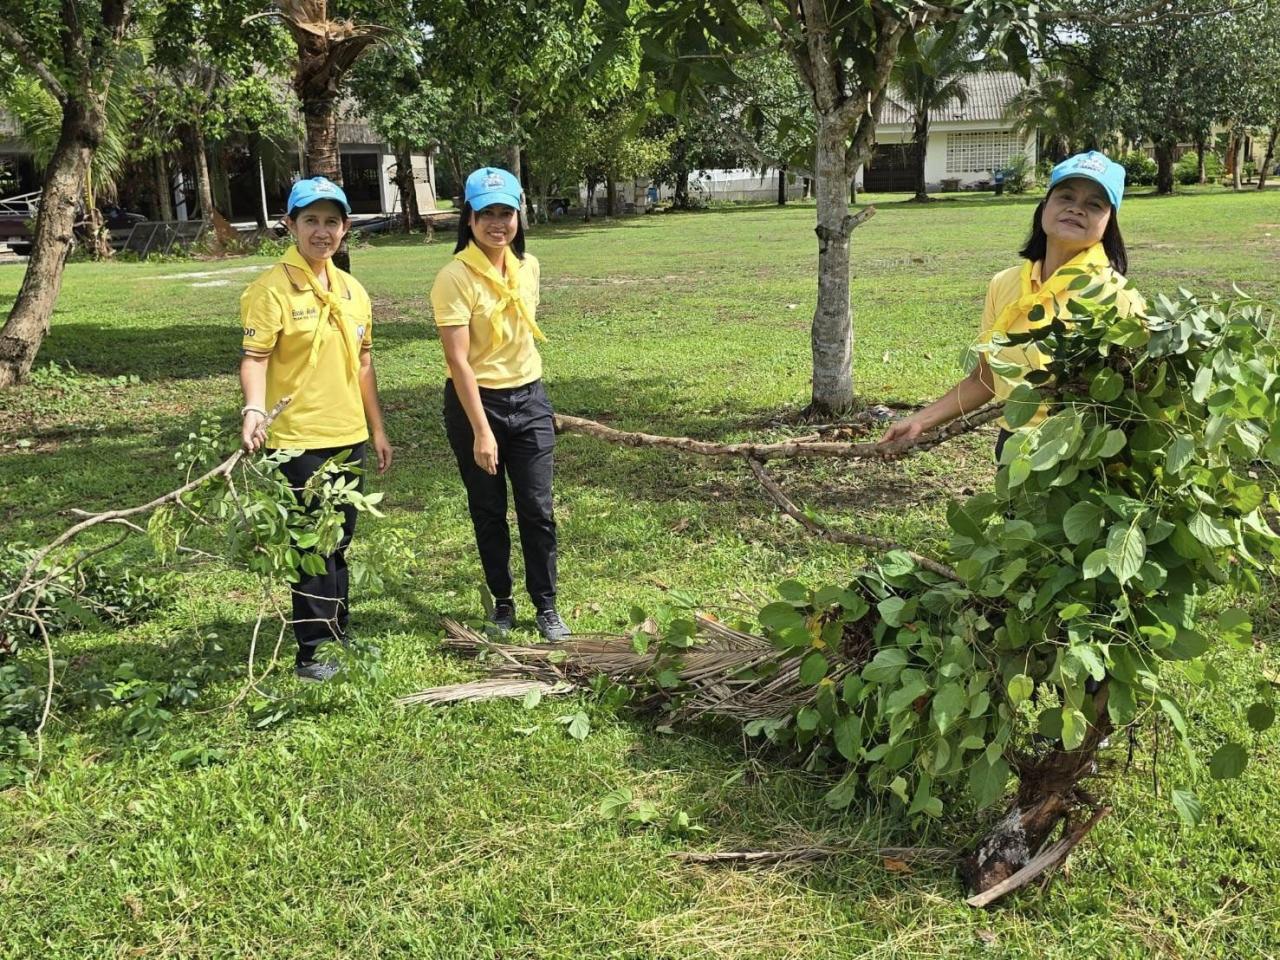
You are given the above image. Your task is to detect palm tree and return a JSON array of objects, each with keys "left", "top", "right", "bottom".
[
  {"left": 892, "top": 31, "right": 979, "bottom": 202},
  {"left": 245, "top": 0, "right": 389, "bottom": 269},
  {"left": 1003, "top": 64, "right": 1111, "bottom": 165}
]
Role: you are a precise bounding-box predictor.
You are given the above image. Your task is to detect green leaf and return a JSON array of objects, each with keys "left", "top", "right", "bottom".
[
  {"left": 1165, "top": 435, "right": 1196, "bottom": 474},
  {"left": 522, "top": 687, "right": 543, "bottom": 710},
  {"left": 1209, "top": 742, "right": 1248, "bottom": 780},
  {"left": 1188, "top": 512, "right": 1234, "bottom": 549},
  {"left": 1217, "top": 609, "right": 1253, "bottom": 648},
  {"left": 1089, "top": 368, "right": 1124, "bottom": 403},
  {"left": 559, "top": 712, "right": 590, "bottom": 741},
  {"left": 930, "top": 683, "right": 966, "bottom": 733},
  {"left": 759, "top": 602, "right": 805, "bottom": 632},
  {"left": 863, "top": 648, "right": 909, "bottom": 683},
  {"left": 1247, "top": 703, "right": 1275, "bottom": 733},
  {"left": 1082, "top": 548, "right": 1109, "bottom": 580},
  {"left": 968, "top": 755, "right": 1010, "bottom": 810},
  {"left": 777, "top": 579, "right": 809, "bottom": 602},
  {"left": 597, "top": 787, "right": 633, "bottom": 819},
  {"left": 833, "top": 714, "right": 863, "bottom": 762},
  {"left": 799, "top": 651, "right": 829, "bottom": 686},
  {"left": 823, "top": 770, "right": 859, "bottom": 809},
  {"left": 1007, "top": 673, "right": 1034, "bottom": 705},
  {"left": 877, "top": 596, "right": 907, "bottom": 627},
  {"left": 1098, "top": 429, "right": 1127, "bottom": 459},
  {"left": 1063, "top": 501, "right": 1105, "bottom": 545},
  {"left": 1060, "top": 707, "right": 1088, "bottom": 750},
  {"left": 1105, "top": 521, "right": 1146, "bottom": 585},
  {"left": 1171, "top": 788, "right": 1203, "bottom": 827},
  {"left": 1003, "top": 384, "right": 1041, "bottom": 428}
]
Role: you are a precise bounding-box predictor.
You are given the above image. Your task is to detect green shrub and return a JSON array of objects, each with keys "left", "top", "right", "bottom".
[
  {"left": 1175, "top": 150, "right": 1223, "bottom": 185},
  {"left": 1118, "top": 150, "right": 1157, "bottom": 186}
]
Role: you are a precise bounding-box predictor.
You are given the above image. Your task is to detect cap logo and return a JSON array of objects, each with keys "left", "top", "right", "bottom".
[
  {"left": 483, "top": 173, "right": 504, "bottom": 189},
  {"left": 1075, "top": 155, "right": 1107, "bottom": 173}
]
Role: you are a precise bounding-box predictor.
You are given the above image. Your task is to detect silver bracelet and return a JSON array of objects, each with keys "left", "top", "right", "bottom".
[{"left": 240, "top": 405, "right": 268, "bottom": 419}]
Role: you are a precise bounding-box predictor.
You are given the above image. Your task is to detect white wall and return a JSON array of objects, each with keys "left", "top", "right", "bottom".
[{"left": 855, "top": 123, "right": 1036, "bottom": 189}]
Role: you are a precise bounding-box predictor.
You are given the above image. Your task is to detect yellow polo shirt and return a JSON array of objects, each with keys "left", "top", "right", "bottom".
[
  {"left": 240, "top": 250, "right": 373, "bottom": 448},
  {"left": 430, "top": 252, "right": 542, "bottom": 389},
  {"left": 979, "top": 261, "right": 1146, "bottom": 426}
]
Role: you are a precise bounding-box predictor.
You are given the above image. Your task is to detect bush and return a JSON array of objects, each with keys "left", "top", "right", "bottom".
[
  {"left": 1118, "top": 150, "right": 1157, "bottom": 186},
  {"left": 1174, "top": 150, "right": 1223, "bottom": 185},
  {"left": 1002, "top": 154, "right": 1035, "bottom": 194}
]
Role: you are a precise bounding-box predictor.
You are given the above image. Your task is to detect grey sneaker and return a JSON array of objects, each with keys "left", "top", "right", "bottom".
[
  {"left": 295, "top": 659, "right": 340, "bottom": 683},
  {"left": 490, "top": 599, "right": 517, "bottom": 635},
  {"left": 535, "top": 608, "right": 572, "bottom": 642}
]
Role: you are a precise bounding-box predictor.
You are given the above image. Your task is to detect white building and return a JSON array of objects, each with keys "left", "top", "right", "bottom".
[{"left": 858, "top": 72, "right": 1036, "bottom": 192}]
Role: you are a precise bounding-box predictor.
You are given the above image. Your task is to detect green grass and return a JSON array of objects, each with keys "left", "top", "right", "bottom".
[{"left": 2, "top": 186, "right": 1279, "bottom": 959}]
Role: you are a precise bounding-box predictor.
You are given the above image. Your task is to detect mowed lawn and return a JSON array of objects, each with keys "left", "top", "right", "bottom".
[{"left": 1, "top": 188, "right": 1279, "bottom": 959}]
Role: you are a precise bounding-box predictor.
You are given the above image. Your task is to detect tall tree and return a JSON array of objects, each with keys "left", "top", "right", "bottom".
[
  {"left": 892, "top": 30, "right": 980, "bottom": 202},
  {"left": 634, "top": 2, "right": 1037, "bottom": 415},
  {"left": 0, "top": 0, "right": 139, "bottom": 386},
  {"left": 245, "top": 0, "right": 389, "bottom": 268}
]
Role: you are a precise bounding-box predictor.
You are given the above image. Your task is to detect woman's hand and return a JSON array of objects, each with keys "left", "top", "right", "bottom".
[
  {"left": 372, "top": 430, "right": 393, "bottom": 474},
  {"left": 241, "top": 411, "right": 267, "bottom": 453},
  {"left": 473, "top": 430, "right": 499, "bottom": 475},
  {"left": 879, "top": 415, "right": 927, "bottom": 446}
]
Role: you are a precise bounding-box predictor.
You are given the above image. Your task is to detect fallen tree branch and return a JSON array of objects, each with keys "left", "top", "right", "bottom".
[
  {"left": 674, "top": 843, "right": 957, "bottom": 868},
  {"left": 746, "top": 458, "right": 962, "bottom": 582},
  {"left": 553, "top": 403, "right": 1002, "bottom": 463},
  {"left": 965, "top": 805, "right": 1111, "bottom": 909}
]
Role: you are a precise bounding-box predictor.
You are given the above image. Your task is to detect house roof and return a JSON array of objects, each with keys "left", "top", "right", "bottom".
[{"left": 879, "top": 71, "right": 1026, "bottom": 125}]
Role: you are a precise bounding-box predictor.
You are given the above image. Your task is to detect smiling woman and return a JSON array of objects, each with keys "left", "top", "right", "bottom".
[{"left": 879, "top": 151, "right": 1144, "bottom": 458}]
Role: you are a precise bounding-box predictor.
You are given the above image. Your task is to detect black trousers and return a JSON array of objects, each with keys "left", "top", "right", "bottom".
[
  {"left": 995, "top": 428, "right": 1013, "bottom": 463},
  {"left": 274, "top": 443, "right": 365, "bottom": 665},
  {"left": 443, "top": 378, "right": 558, "bottom": 610}
]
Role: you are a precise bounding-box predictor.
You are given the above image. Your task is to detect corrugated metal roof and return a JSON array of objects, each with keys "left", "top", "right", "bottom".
[{"left": 879, "top": 71, "right": 1025, "bottom": 126}]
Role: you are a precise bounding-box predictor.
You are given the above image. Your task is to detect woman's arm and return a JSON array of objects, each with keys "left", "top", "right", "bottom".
[
  {"left": 439, "top": 326, "right": 498, "bottom": 475},
  {"left": 239, "top": 355, "right": 270, "bottom": 452},
  {"left": 358, "top": 348, "right": 393, "bottom": 473},
  {"left": 879, "top": 355, "right": 995, "bottom": 444}
]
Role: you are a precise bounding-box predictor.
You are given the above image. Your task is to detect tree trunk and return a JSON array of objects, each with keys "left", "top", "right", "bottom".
[
  {"left": 1196, "top": 137, "right": 1207, "bottom": 185},
  {"left": 301, "top": 98, "right": 349, "bottom": 271},
  {"left": 191, "top": 122, "right": 217, "bottom": 222},
  {"left": 1231, "top": 128, "right": 1244, "bottom": 191},
  {"left": 605, "top": 174, "right": 617, "bottom": 217},
  {"left": 1154, "top": 140, "right": 1175, "bottom": 195},
  {"left": 1258, "top": 125, "right": 1278, "bottom": 191},
  {"left": 962, "top": 688, "right": 1112, "bottom": 895},
  {"left": 247, "top": 133, "right": 269, "bottom": 230},
  {"left": 810, "top": 122, "right": 856, "bottom": 415},
  {"left": 912, "top": 113, "right": 929, "bottom": 202},
  {"left": 672, "top": 136, "right": 690, "bottom": 209},
  {"left": 802, "top": 176, "right": 812, "bottom": 199},
  {"left": 507, "top": 134, "right": 529, "bottom": 225},
  {"left": 777, "top": 165, "right": 787, "bottom": 206},
  {"left": 153, "top": 152, "right": 175, "bottom": 222},
  {"left": 393, "top": 138, "right": 420, "bottom": 232},
  {"left": 584, "top": 181, "right": 596, "bottom": 221},
  {"left": 0, "top": 99, "right": 100, "bottom": 387}
]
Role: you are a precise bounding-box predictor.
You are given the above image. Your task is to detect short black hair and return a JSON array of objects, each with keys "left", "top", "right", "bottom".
[
  {"left": 1019, "top": 187, "right": 1128, "bottom": 276},
  {"left": 454, "top": 201, "right": 526, "bottom": 258}
]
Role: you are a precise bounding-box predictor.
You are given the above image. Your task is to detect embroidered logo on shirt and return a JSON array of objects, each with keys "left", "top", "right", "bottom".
[
  {"left": 355, "top": 324, "right": 366, "bottom": 341},
  {"left": 243, "top": 327, "right": 256, "bottom": 338}
]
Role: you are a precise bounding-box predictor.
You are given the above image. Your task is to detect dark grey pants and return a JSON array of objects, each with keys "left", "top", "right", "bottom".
[
  {"left": 443, "top": 378, "right": 558, "bottom": 610},
  {"left": 274, "top": 444, "right": 365, "bottom": 665}
]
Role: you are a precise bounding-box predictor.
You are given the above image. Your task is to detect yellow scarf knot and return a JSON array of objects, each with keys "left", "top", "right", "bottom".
[
  {"left": 992, "top": 242, "right": 1115, "bottom": 337},
  {"left": 280, "top": 245, "right": 361, "bottom": 382},
  {"left": 454, "top": 242, "right": 546, "bottom": 347}
]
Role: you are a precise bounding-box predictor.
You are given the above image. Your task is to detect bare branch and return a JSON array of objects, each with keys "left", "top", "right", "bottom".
[
  {"left": 746, "top": 458, "right": 962, "bottom": 582},
  {"left": 0, "top": 15, "right": 69, "bottom": 103},
  {"left": 965, "top": 806, "right": 1112, "bottom": 908}
]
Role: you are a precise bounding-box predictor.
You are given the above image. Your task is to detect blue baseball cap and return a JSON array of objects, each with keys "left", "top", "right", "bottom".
[
  {"left": 1048, "top": 151, "right": 1125, "bottom": 211},
  {"left": 287, "top": 176, "right": 351, "bottom": 216},
  {"left": 465, "top": 167, "right": 522, "bottom": 211}
]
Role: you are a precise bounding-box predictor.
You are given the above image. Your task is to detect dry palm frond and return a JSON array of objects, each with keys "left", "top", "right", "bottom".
[
  {"left": 394, "top": 678, "right": 572, "bottom": 708},
  {"left": 406, "top": 616, "right": 872, "bottom": 725}
]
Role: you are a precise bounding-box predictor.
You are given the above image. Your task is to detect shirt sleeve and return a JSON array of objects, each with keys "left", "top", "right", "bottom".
[
  {"left": 978, "top": 275, "right": 999, "bottom": 337},
  {"left": 431, "top": 264, "right": 475, "bottom": 328},
  {"left": 240, "top": 282, "right": 283, "bottom": 356},
  {"left": 526, "top": 255, "right": 541, "bottom": 309}
]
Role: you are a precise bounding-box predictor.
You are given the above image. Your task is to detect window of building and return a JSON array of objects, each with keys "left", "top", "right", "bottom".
[{"left": 945, "top": 132, "right": 1026, "bottom": 173}]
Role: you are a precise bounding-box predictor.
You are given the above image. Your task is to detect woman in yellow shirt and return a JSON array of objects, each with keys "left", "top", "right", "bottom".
[
  {"left": 239, "top": 176, "right": 393, "bottom": 681},
  {"left": 880, "top": 151, "right": 1145, "bottom": 457},
  {"left": 430, "top": 167, "right": 569, "bottom": 641}
]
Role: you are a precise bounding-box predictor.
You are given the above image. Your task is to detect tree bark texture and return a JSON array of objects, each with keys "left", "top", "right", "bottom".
[
  {"left": 777, "top": 165, "right": 787, "bottom": 206},
  {"left": 1196, "top": 137, "right": 1207, "bottom": 185},
  {"left": 1258, "top": 125, "right": 1278, "bottom": 191},
  {"left": 191, "top": 122, "right": 218, "bottom": 223},
  {"left": 0, "top": 99, "right": 100, "bottom": 386},
  {"left": 394, "top": 138, "right": 420, "bottom": 231},
  {"left": 605, "top": 175, "right": 617, "bottom": 217},
  {"left": 962, "top": 687, "right": 1112, "bottom": 895},
  {"left": 153, "top": 152, "right": 175, "bottom": 222},
  {"left": 810, "top": 123, "right": 856, "bottom": 414},
  {"left": 1154, "top": 140, "right": 1175, "bottom": 195},
  {"left": 912, "top": 114, "right": 929, "bottom": 202}
]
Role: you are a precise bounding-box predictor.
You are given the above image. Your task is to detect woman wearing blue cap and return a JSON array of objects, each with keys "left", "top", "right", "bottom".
[
  {"left": 430, "top": 167, "right": 570, "bottom": 641},
  {"left": 880, "top": 151, "right": 1145, "bottom": 455},
  {"left": 239, "top": 176, "right": 393, "bottom": 681}
]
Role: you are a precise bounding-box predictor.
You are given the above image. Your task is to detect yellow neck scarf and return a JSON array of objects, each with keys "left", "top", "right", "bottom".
[
  {"left": 454, "top": 241, "right": 546, "bottom": 348},
  {"left": 992, "top": 242, "right": 1113, "bottom": 336},
  {"left": 280, "top": 245, "right": 360, "bottom": 381}
]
